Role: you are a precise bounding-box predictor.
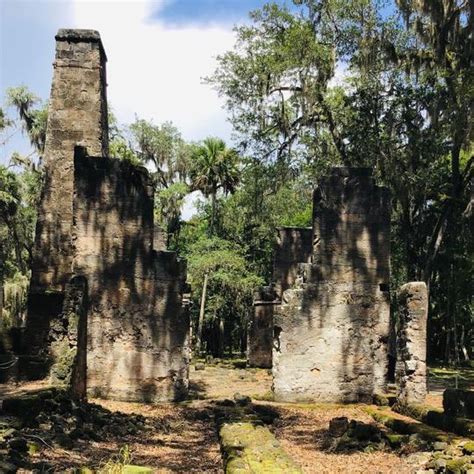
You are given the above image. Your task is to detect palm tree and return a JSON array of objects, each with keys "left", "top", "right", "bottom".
[
  {"left": 189, "top": 137, "right": 239, "bottom": 235},
  {"left": 190, "top": 137, "right": 240, "bottom": 355},
  {"left": 6, "top": 86, "right": 47, "bottom": 157}
]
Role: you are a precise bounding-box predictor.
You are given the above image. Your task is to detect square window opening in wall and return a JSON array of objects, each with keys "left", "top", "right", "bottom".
[{"left": 379, "top": 283, "right": 389, "bottom": 292}]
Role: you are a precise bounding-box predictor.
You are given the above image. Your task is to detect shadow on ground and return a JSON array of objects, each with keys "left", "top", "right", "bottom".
[{"left": 0, "top": 386, "right": 222, "bottom": 472}]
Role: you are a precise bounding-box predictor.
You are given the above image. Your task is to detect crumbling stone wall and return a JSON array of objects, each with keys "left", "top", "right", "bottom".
[
  {"left": 74, "top": 155, "right": 189, "bottom": 401},
  {"left": 396, "top": 282, "right": 428, "bottom": 405},
  {"left": 31, "top": 29, "right": 108, "bottom": 293},
  {"left": 273, "top": 227, "right": 313, "bottom": 298},
  {"left": 273, "top": 168, "right": 391, "bottom": 402},
  {"left": 24, "top": 29, "right": 108, "bottom": 372},
  {"left": 248, "top": 228, "right": 312, "bottom": 368},
  {"left": 23, "top": 29, "right": 189, "bottom": 402}
]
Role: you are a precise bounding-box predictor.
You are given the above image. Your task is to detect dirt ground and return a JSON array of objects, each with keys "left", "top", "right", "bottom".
[
  {"left": 0, "top": 362, "right": 451, "bottom": 473},
  {"left": 272, "top": 403, "right": 418, "bottom": 474}
]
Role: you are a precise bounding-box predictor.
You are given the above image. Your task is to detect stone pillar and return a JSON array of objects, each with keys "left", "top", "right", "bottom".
[
  {"left": 31, "top": 29, "right": 108, "bottom": 292},
  {"left": 23, "top": 29, "right": 190, "bottom": 402},
  {"left": 247, "top": 228, "right": 312, "bottom": 369},
  {"left": 248, "top": 300, "right": 277, "bottom": 369},
  {"left": 396, "top": 282, "right": 428, "bottom": 405},
  {"left": 24, "top": 29, "right": 108, "bottom": 377},
  {"left": 53, "top": 276, "right": 88, "bottom": 399},
  {"left": 273, "top": 167, "right": 391, "bottom": 402}
]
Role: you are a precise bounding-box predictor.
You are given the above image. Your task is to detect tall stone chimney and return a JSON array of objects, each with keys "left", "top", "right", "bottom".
[
  {"left": 31, "top": 29, "right": 108, "bottom": 292},
  {"left": 22, "top": 29, "right": 189, "bottom": 402}
]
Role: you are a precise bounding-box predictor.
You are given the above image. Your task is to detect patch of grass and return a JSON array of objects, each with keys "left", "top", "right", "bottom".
[
  {"left": 252, "top": 391, "right": 274, "bottom": 401},
  {"left": 97, "top": 445, "right": 133, "bottom": 474},
  {"left": 429, "top": 365, "right": 474, "bottom": 389}
]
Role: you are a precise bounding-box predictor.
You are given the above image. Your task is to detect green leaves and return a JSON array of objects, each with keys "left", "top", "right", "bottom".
[
  {"left": 6, "top": 86, "right": 47, "bottom": 155},
  {"left": 186, "top": 235, "right": 263, "bottom": 322},
  {"left": 189, "top": 137, "right": 240, "bottom": 198},
  {"left": 129, "top": 119, "right": 190, "bottom": 188}
]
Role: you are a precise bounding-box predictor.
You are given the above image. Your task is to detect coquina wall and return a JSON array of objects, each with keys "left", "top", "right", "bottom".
[
  {"left": 273, "top": 168, "right": 391, "bottom": 402},
  {"left": 24, "top": 29, "right": 189, "bottom": 401},
  {"left": 248, "top": 228, "right": 312, "bottom": 368}
]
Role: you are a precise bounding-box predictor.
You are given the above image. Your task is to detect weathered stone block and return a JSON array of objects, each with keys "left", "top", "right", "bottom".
[
  {"left": 396, "top": 282, "right": 428, "bottom": 405},
  {"left": 247, "top": 301, "right": 276, "bottom": 368},
  {"left": 273, "top": 227, "right": 312, "bottom": 297},
  {"left": 273, "top": 167, "right": 390, "bottom": 402}
]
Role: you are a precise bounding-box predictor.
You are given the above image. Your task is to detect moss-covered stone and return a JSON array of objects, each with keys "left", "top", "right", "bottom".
[
  {"left": 463, "top": 441, "right": 474, "bottom": 454},
  {"left": 384, "top": 433, "right": 406, "bottom": 448},
  {"left": 122, "top": 465, "right": 154, "bottom": 473},
  {"left": 2, "top": 389, "right": 62, "bottom": 418},
  {"left": 394, "top": 401, "right": 474, "bottom": 438},
  {"left": 373, "top": 393, "right": 397, "bottom": 407},
  {"left": 373, "top": 393, "right": 390, "bottom": 406},
  {"left": 27, "top": 441, "right": 40, "bottom": 455},
  {"left": 219, "top": 422, "right": 302, "bottom": 473},
  {"left": 50, "top": 338, "right": 76, "bottom": 385},
  {"left": 365, "top": 407, "right": 456, "bottom": 444},
  {"left": 445, "top": 457, "right": 471, "bottom": 473}
]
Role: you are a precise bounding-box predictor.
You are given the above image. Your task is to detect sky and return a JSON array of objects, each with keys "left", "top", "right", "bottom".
[
  {"left": 0, "top": 0, "right": 358, "bottom": 219},
  {"left": 0, "top": 0, "right": 271, "bottom": 218},
  {"left": 0, "top": 0, "right": 269, "bottom": 165}
]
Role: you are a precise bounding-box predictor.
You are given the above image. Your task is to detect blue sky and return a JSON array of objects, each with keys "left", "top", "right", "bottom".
[
  {"left": 0, "top": 0, "right": 267, "bottom": 165},
  {"left": 154, "top": 0, "right": 267, "bottom": 25}
]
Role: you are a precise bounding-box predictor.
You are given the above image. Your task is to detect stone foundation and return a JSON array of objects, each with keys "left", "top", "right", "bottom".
[
  {"left": 396, "top": 282, "right": 428, "bottom": 405},
  {"left": 273, "top": 168, "right": 391, "bottom": 402}
]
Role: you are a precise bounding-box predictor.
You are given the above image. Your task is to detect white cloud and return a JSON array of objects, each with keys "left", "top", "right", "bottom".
[
  {"left": 70, "top": 0, "right": 235, "bottom": 142},
  {"left": 69, "top": 1, "right": 239, "bottom": 220}
]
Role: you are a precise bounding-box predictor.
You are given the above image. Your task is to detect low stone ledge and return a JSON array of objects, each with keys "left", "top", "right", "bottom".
[
  {"left": 365, "top": 406, "right": 458, "bottom": 444},
  {"left": 213, "top": 397, "right": 300, "bottom": 473},
  {"left": 372, "top": 392, "right": 397, "bottom": 407},
  {"left": 219, "top": 422, "right": 302, "bottom": 473},
  {"left": 1, "top": 388, "right": 65, "bottom": 418},
  {"left": 393, "top": 402, "right": 474, "bottom": 438}
]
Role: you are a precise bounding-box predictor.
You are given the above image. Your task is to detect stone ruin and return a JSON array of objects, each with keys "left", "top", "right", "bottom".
[
  {"left": 3, "top": 28, "right": 430, "bottom": 408},
  {"left": 273, "top": 168, "right": 391, "bottom": 402},
  {"left": 20, "top": 29, "right": 189, "bottom": 402},
  {"left": 249, "top": 168, "right": 429, "bottom": 404},
  {"left": 396, "top": 282, "right": 428, "bottom": 405},
  {"left": 248, "top": 228, "right": 312, "bottom": 368}
]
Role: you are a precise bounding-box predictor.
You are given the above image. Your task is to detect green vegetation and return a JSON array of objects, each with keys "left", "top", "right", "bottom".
[
  {"left": 1, "top": 0, "right": 472, "bottom": 364},
  {"left": 220, "top": 422, "right": 302, "bottom": 473}
]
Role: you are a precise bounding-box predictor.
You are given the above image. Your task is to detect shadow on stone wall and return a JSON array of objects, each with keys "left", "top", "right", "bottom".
[
  {"left": 73, "top": 152, "right": 188, "bottom": 402},
  {"left": 273, "top": 168, "right": 391, "bottom": 402}
]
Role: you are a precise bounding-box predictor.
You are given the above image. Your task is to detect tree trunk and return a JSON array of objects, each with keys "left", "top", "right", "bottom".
[
  {"left": 210, "top": 191, "right": 217, "bottom": 235},
  {"left": 0, "top": 280, "right": 3, "bottom": 330},
  {"left": 402, "top": 202, "right": 417, "bottom": 280},
  {"left": 228, "top": 318, "right": 233, "bottom": 357},
  {"left": 460, "top": 325, "right": 469, "bottom": 361},
  {"left": 217, "top": 316, "right": 225, "bottom": 358},
  {"left": 241, "top": 324, "right": 247, "bottom": 357},
  {"left": 451, "top": 262, "right": 460, "bottom": 366},
  {"left": 195, "top": 272, "right": 209, "bottom": 356}
]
